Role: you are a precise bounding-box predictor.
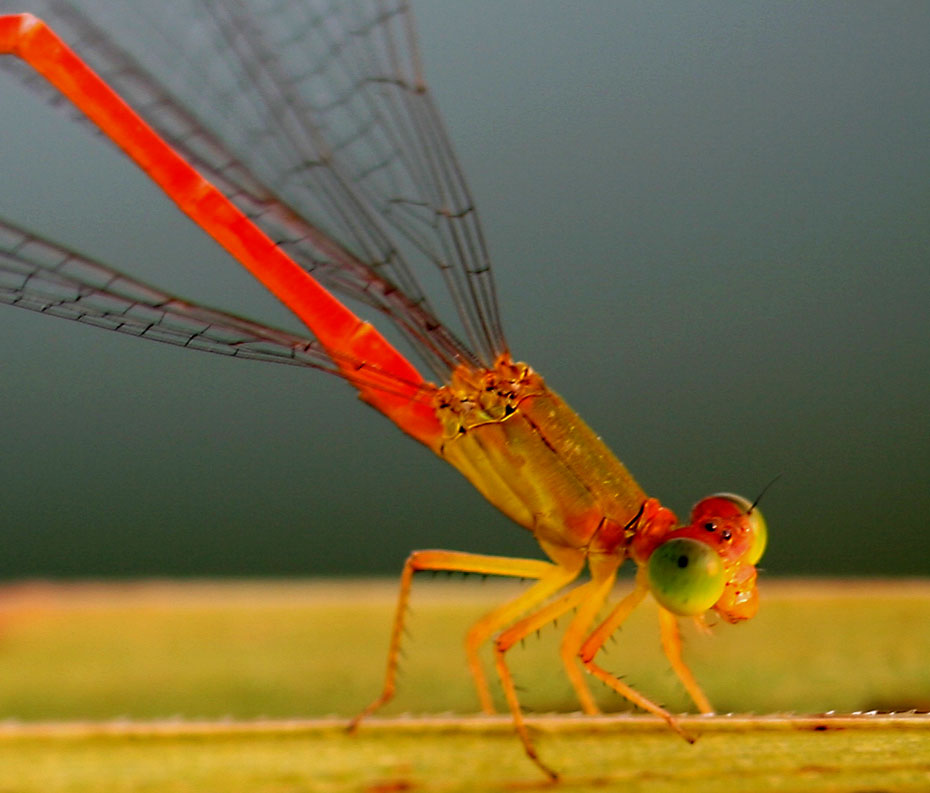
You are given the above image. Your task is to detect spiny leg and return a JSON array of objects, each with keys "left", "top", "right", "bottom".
[
  {"left": 579, "top": 567, "right": 694, "bottom": 742},
  {"left": 555, "top": 556, "right": 623, "bottom": 715},
  {"left": 349, "top": 549, "right": 575, "bottom": 730},
  {"left": 492, "top": 555, "right": 618, "bottom": 781},
  {"left": 464, "top": 558, "right": 584, "bottom": 713},
  {"left": 657, "top": 606, "right": 713, "bottom": 714}
]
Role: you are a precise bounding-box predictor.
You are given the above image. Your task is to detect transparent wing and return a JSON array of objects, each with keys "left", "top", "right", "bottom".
[
  {"left": 0, "top": 0, "right": 506, "bottom": 377},
  {"left": 0, "top": 216, "right": 435, "bottom": 402}
]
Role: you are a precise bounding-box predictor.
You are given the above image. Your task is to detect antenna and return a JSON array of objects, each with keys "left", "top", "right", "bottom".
[{"left": 749, "top": 474, "right": 783, "bottom": 513}]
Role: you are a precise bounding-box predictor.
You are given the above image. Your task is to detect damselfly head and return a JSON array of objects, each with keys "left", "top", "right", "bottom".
[{"left": 645, "top": 492, "right": 766, "bottom": 621}]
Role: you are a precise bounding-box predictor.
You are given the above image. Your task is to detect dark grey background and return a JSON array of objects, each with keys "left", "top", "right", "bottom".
[{"left": 0, "top": 2, "right": 927, "bottom": 577}]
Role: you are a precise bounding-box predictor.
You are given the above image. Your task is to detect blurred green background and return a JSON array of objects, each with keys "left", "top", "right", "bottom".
[{"left": 0, "top": 1, "right": 927, "bottom": 578}]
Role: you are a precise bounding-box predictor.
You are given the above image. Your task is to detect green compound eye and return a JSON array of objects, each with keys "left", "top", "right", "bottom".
[
  {"left": 745, "top": 507, "right": 767, "bottom": 564},
  {"left": 648, "top": 537, "right": 727, "bottom": 616}
]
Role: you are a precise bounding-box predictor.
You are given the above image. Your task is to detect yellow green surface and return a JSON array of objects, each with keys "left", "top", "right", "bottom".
[{"left": 0, "top": 578, "right": 928, "bottom": 790}]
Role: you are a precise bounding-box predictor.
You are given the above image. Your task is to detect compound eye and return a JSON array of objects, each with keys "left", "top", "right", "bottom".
[
  {"left": 647, "top": 537, "right": 727, "bottom": 616},
  {"left": 745, "top": 507, "right": 767, "bottom": 564}
]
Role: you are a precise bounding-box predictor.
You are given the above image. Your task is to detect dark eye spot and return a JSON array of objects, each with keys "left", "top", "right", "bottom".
[
  {"left": 704, "top": 522, "right": 716, "bottom": 532},
  {"left": 677, "top": 555, "right": 689, "bottom": 568},
  {"left": 721, "top": 529, "right": 732, "bottom": 541}
]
